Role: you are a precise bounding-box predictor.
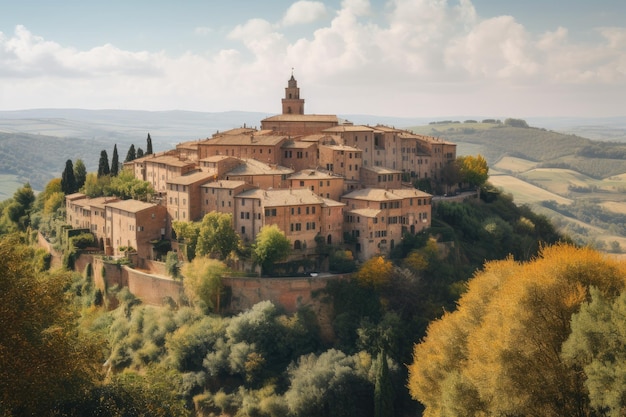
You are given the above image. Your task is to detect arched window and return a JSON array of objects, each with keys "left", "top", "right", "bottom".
[
  {"left": 327, "top": 234, "right": 332, "bottom": 245},
  {"left": 294, "top": 240, "right": 302, "bottom": 250}
]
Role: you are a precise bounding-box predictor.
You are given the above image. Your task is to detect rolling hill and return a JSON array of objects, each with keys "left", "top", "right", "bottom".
[{"left": 410, "top": 120, "right": 626, "bottom": 252}]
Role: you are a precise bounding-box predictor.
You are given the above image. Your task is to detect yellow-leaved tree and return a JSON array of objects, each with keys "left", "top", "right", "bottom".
[
  {"left": 356, "top": 256, "right": 394, "bottom": 289},
  {"left": 408, "top": 244, "right": 626, "bottom": 417}
]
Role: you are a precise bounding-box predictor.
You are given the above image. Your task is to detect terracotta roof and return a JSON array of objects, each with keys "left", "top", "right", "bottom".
[
  {"left": 212, "top": 127, "right": 257, "bottom": 137},
  {"left": 341, "top": 188, "right": 404, "bottom": 202},
  {"left": 236, "top": 188, "right": 325, "bottom": 207},
  {"left": 387, "top": 188, "right": 432, "bottom": 199},
  {"left": 288, "top": 170, "right": 337, "bottom": 180},
  {"left": 176, "top": 140, "right": 202, "bottom": 150},
  {"left": 323, "top": 125, "right": 375, "bottom": 133},
  {"left": 201, "top": 180, "right": 248, "bottom": 189},
  {"left": 299, "top": 134, "right": 335, "bottom": 143},
  {"left": 167, "top": 171, "right": 214, "bottom": 186},
  {"left": 262, "top": 114, "right": 339, "bottom": 123},
  {"left": 73, "top": 196, "right": 119, "bottom": 209},
  {"left": 349, "top": 208, "right": 381, "bottom": 218},
  {"left": 106, "top": 199, "right": 160, "bottom": 214},
  {"left": 143, "top": 154, "right": 196, "bottom": 168},
  {"left": 321, "top": 198, "right": 345, "bottom": 208},
  {"left": 66, "top": 192, "right": 86, "bottom": 201},
  {"left": 372, "top": 125, "right": 402, "bottom": 133},
  {"left": 203, "top": 134, "right": 287, "bottom": 146},
  {"left": 226, "top": 159, "right": 293, "bottom": 176}
]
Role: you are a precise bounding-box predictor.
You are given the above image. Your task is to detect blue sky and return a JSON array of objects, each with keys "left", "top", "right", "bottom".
[{"left": 1, "top": 0, "right": 625, "bottom": 118}]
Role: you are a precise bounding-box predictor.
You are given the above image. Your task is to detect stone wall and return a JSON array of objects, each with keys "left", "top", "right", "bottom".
[
  {"left": 73, "top": 250, "right": 350, "bottom": 342},
  {"left": 124, "top": 266, "right": 184, "bottom": 306}
]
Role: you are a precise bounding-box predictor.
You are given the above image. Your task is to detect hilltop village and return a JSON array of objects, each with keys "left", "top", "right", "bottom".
[{"left": 66, "top": 75, "right": 457, "bottom": 271}]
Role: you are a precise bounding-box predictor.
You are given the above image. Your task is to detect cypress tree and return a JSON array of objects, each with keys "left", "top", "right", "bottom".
[
  {"left": 74, "top": 159, "right": 86, "bottom": 191},
  {"left": 97, "top": 150, "right": 110, "bottom": 178},
  {"left": 125, "top": 144, "right": 136, "bottom": 163},
  {"left": 374, "top": 350, "right": 394, "bottom": 417},
  {"left": 136, "top": 147, "right": 144, "bottom": 158},
  {"left": 111, "top": 144, "right": 119, "bottom": 176},
  {"left": 146, "top": 133, "right": 153, "bottom": 155},
  {"left": 61, "top": 159, "right": 77, "bottom": 194}
]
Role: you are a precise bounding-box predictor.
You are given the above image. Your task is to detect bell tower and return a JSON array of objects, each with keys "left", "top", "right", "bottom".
[{"left": 281, "top": 70, "right": 305, "bottom": 115}]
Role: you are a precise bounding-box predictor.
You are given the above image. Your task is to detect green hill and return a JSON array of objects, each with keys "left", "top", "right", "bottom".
[{"left": 408, "top": 121, "right": 626, "bottom": 252}]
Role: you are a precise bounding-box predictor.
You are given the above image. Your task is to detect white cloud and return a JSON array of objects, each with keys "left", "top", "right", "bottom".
[
  {"left": 281, "top": 1, "right": 327, "bottom": 26},
  {"left": 1, "top": 0, "right": 625, "bottom": 117}
]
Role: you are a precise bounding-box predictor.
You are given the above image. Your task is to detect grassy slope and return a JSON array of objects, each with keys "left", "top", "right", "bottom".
[{"left": 409, "top": 122, "right": 626, "bottom": 249}]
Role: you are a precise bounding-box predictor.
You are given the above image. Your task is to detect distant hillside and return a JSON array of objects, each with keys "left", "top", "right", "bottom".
[
  {"left": 1, "top": 110, "right": 625, "bottom": 200},
  {"left": 0, "top": 110, "right": 273, "bottom": 198},
  {"left": 407, "top": 120, "right": 626, "bottom": 252},
  {"left": 409, "top": 121, "right": 626, "bottom": 179}
]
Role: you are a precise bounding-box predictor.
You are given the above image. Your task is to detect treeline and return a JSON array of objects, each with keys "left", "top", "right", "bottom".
[
  {"left": 543, "top": 199, "right": 626, "bottom": 239},
  {"left": 577, "top": 142, "right": 626, "bottom": 159}
]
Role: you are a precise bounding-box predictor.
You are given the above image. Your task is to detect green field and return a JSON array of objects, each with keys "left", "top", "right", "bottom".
[{"left": 0, "top": 174, "right": 26, "bottom": 201}]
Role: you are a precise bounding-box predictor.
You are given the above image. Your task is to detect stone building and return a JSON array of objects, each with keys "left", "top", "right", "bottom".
[
  {"left": 287, "top": 169, "right": 345, "bottom": 201},
  {"left": 166, "top": 171, "right": 215, "bottom": 222},
  {"left": 234, "top": 188, "right": 344, "bottom": 256},
  {"left": 104, "top": 200, "right": 168, "bottom": 260}
]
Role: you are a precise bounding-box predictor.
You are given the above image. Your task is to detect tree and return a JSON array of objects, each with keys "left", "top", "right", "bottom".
[
  {"left": 111, "top": 144, "right": 120, "bottom": 176},
  {"left": 441, "top": 159, "right": 462, "bottom": 193},
  {"left": 137, "top": 147, "right": 144, "bottom": 158},
  {"left": 284, "top": 349, "right": 374, "bottom": 417},
  {"left": 252, "top": 224, "right": 291, "bottom": 275},
  {"left": 125, "top": 144, "right": 136, "bottom": 163},
  {"left": 146, "top": 133, "right": 153, "bottom": 155},
  {"left": 172, "top": 221, "right": 200, "bottom": 261},
  {"left": 0, "top": 234, "right": 100, "bottom": 415},
  {"left": 107, "top": 169, "right": 154, "bottom": 201},
  {"left": 82, "top": 172, "right": 111, "bottom": 198},
  {"left": 196, "top": 212, "right": 240, "bottom": 260},
  {"left": 562, "top": 287, "right": 626, "bottom": 417},
  {"left": 61, "top": 159, "right": 77, "bottom": 194},
  {"left": 97, "top": 150, "right": 110, "bottom": 178},
  {"left": 74, "top": 158, "right": 87, "bottom": 190},
  {"left": 181, "top": 257, "right": 228, "bottom": 312},
  {"left": 374, "top": 350, "right": 394, "bottom": 417},
  {"left": 6, "top": 183, "right": 35, "bottom": 231},
  {"left": 458, "top": 155, "right": 489, "bottom": 188},
  {"left": 408, "top": 244, "right": 626, "bottom": 417},
  {"left": 356, "top": 256, "right": 394, "bottom": 289}
]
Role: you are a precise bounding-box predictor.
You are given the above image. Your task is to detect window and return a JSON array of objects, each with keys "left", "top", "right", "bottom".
[
  {"left": 300, "top": 181, "right": 305, "bottom": 186},
  {"left": 295, "top": 223, "right": 302, "bottom": 231},
  {"left": 241, "top": 226, "right": 246, "bottom": 234}
]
